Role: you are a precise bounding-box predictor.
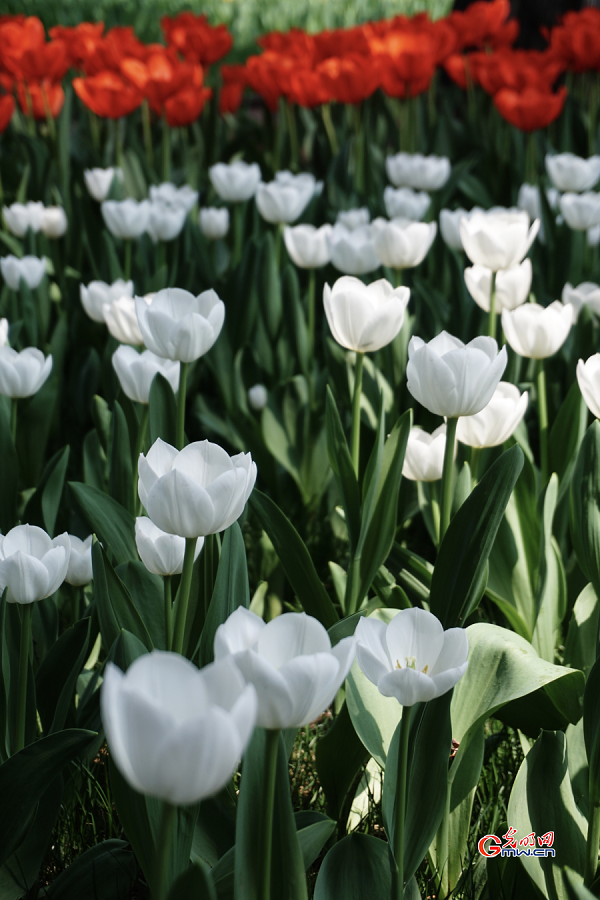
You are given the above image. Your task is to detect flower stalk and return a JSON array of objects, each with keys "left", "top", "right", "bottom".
[
  {"left": 15, "top": 602, "right": 33, "bottom": 754},
  {"left": 258, "top": 728, "right": 280, "bottom": 900},
  {"left": 351, "top": 351, "right": 365, "bottom": 477},
  {"left": 440, "top": 416, "right": 458, "bottom": 541},
  {"left": 154, "top": 800, "right": 177, "bottom": 900},
  {"left": 171, "top": 537, "right": 197, "bottom": 656},
  {"left": 537, "top": 359, "right": 548, "bottom": 485},
  {"left": 393, "top": 706, "right": 412, "bottom": 900},
  {"left": 175, "top": 361, "right": 188, "bottom": 451}
]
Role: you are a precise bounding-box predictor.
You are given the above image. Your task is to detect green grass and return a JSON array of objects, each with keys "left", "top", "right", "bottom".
[{"left": 9, "top": 0, "right": 453, "bottom": 48}]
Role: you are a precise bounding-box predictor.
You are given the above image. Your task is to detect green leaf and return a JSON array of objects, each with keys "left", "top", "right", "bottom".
[
  {"left": 429, "top": 444, "right": 524, "bottom": 628},
  {"left": 294, "top": 812, "right": 336, "bottom": 871},
  {"left": 116, "top": 561, "right": 166, "bottom": 651},
  {"left": 562, "top": 868, "right": 597, "bottom": 900},
  {"left": 564, "top": 584, "right": 599, "bottom": 679},
  {"left": 584, "top": 654, "right": 600, "bottom": 802},
  {"left": 571, "top": 421, "right": 600, "bottom": 600},
  {"left": 313, "top": 833, "right": 391, "bottom": 899},
  {"left": 234, "top": 728, "right": 307, "bottom": 900},
  {"left": 109, "top": 401, "right": 134, "bottom": 514},
  {"left": 35, "top": 619, "right": 90, "bottom": 734},
  {"left": 282, "top": 265, "right": 311, "bottom": 379},
  {"left": 92, "top": 542, "right": 152, "bottom": 652},
  {"left": 550, "top": 379, "right": 588, "bottom": 493},
  {"left": 0, "top": 729, "right": 96, "bottom": 868},
  {"left": 532, "top": 475, "right": 566, "bottom": 662},
  {"left": 259, "top": 232, "right": 282, "bottom": 341},
  {"left": 198, "top": 523, "right": 250, "bottom": 667},
  {"left": 92, "top": 395, "right": 111, "bottom": 454},
  {"left": 45, "top": 839, "right": 136, "bottom": 900},
  {"left": 149, "top": 372, "right": 177, "bottom": 447},
  {"left": 316, "top": 702, "right": 370, "bottom": 824},
  {"left": 249, "top": 490, "right": 339, "bottom": 629},
  {"left": 325, "top": 386, "right": 360, "bottom": 554},
  {"left": 23, "top": 446, "right": 69, "bottom": 537},
  {"left": 0, "top": 401, "right": 18, "bottom": 534},
  {"left": 167, "top": 862, "right": 217, "bottom": 900},
  {"left": 69, "top": 482, "right": 137, "bottom": 565}
]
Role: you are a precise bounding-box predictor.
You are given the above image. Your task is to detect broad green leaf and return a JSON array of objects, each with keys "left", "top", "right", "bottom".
[
  {"left": 35, "top": 619, "right": 90, "bottom": 734},
  {"left": 167, "top": 862, "right": 217, "bottom": 900},
  {"left": 447, "top": 727, "right": 485, "bottom": 889},
  {"left": 313, "top": 833, "right": 391, "bottom": 899},
  {"left": 562, "top": 868, "right": 597, "bottom": 900},
  {"left": 325, "top": 386, "right": 361, "bottom": 554},
  {"left": 550, "top": 379, "right": 588, "bottom": 495},
  {"left": 92, "top": 542, "right": 152, "bottom": 652},
  {"left": 116, "top": 561, "right": 166, "bottom": 651},
  {"left": 109, "top": 401, "right": 134, "bottom": 514},
  {"left": 249, "top": 490, "right": 339, "bottom": 629},
  {"left": 294, "top": 812, "right": 336, "bottom": 871},
  {"left": 23, "top": 445, "right": 69, "bottom": 537},
  {"left": 571, "top": 421, "right": 600, "bottom": 600},
  {"left": 567, "top": 719, "right": 589, "bottom": 818},
  {"left": 565, "top": 584, "right": 599, "bottom": 679},
  {"left": 69, "top": 482, "right": 137, "bottom": 565},
  {"left": 191, "top": 790, "right": 236, "bottom": 868},
  {"left": 45, "top": 839, "right": 136, "bottom": 900},
  {"left": 316, "top": 702, "right": 370, "bottom": 824},
  {"left": 149, "top": 372, "right": 177, "bottom": 447},
  {"left": 584, "top": 654, "right": 600, "bottom": 802},
  {"left": 532, "top": 475, "right": 567, "bottom": 662},
  {"left": 259, "top": 232, "right": 282, "bottom": 341},
  {"left": 282, "top": 265, "right": 310, "bottom": 379}
]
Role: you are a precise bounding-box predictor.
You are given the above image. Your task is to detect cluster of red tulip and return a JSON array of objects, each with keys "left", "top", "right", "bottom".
[{"left": 1, "top": 1, "right": 600, "bottom": 137}]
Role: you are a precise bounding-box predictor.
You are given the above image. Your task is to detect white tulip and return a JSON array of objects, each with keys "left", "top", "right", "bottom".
[
  {"left": 374, "top": 218, "right": 437, "bottom": 269},
  {"left": 0, "top": 524, "right": 69, "bottom": 604},
  {"left": 517, "top": 183, "right": 560, "bottom": 220},
  {"left": 149, "top": 183, "right": 198, "bottom": 212},
  {"left": 138, "top": 438, "right": 257, "bottom": 538},
  {"left": 199, "top": 207, "right": 230, "bottom": 240},
  {"left": 355, "top": 608, "right": 468, "bottom": 707},
  {"left": 324, "top": 276, "right": 409, "bottom": 353},
  {"left": 456, "top": 382, "right": 528, "bottom": 448},
  {"left": 248, "top": 384, "right": 268, "bottom": 411},
  {"left": 336, "top": 208, "right": 370, "bottom": 230},
  {"left": 103, "top": 296, "right": 145, "bottom": 345},
  {"left": 214, "top": 607, "right": 355, "bottom": 730},
  {"left": 135, "top": 517, "right": 203, "bottom": 576},
  {"left": 112, "top": 346, "right": 180, "bottom": 404},
  {"left": 136, "top": 288, "right": 225, "bottom": 363},
  {"left": 460, "top": 210, "right": 539, "bottom": 271},
  {"left": 101, "top": 651, "right": 257, "bottom": 805},
  {"left": 80, "top": 279, "right": 134, "bottom": 324},
  {"left": 209, "top": 161, "right": 262, "bottom": 203},
  {"left": 407, "top": 332, "right": 507, "bottom": 418},
  {"left": 439, "top": 208, "right": 483, "bottom": 252},
  {"left": 101, "top": 199, "right": 151, "bottom": 239},
  {"left": 0, "top": 347, "right": 52, "bottom": 398},
  {"left": 577, "top": 355, "right": 600, "bottom": 419},
  {"left": 562, "top": 282, "right": 600, "bottom": 321},
  {"left": 2, "top": 202, "right": 44, "bottom": 237},
  {"left": 255, "top": 174, "right": 314, "bottom": 225},
  {"left": 283, "top": 224, "right": 332, "bottom": 269},
  {"left": 384, "top": 187, "right": 430, "bottom": 221},
  {"left": 545, "top": 153, "right": 600, "bottom": 193},
  {"left": 588, "top": 224, "right": 600, "bottom": 247},
  {"left": 146, "top": 202, "right": 187, "bottom": 243},
  {"left": 327, "top": 224, "right": 380, "bottom": 275},
  {"left": 402, "top": 425, "right": 447, "bottom": 482},
  {"left": 65, "top": 535, "right": 93, "bottom": 586},
  {"left": 0, "top": 255, "right": 46, "bottom": 291},
  {"left": 501, "top": 301, "right": 574, "bottom": 359},
  {"left": 40, "top": 207, "right": 68, "bottom": 239},
  {"left": 0, "top": 319, "right": 8, "bottom": 347},
  {"left": 464, "top": 259, "right": 532, "bottom": 313},
  {"left": 385, "top": 153, "right": 451, "bottom": 191},
  {"left": 559, "top": 192, "right": 600, "bottom": 231},
  {"left": 84, "top": 167, "right": 122, "bottom": 202}
]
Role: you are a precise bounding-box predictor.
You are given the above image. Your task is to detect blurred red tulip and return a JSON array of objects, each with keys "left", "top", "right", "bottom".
[
  {"left": 161, "top": 13, "right": 232, "bottom": 66},
  {"left": 49, "top": 23, "right": 104, "bottom": 70},
  {"left": 448, "top": 0, "right": 512, "bottom": 51},
  {"left": 0, "top": 16, "right": 45, "bottom": 77},
  {"left": 164, "top": 86, "right": 212, "bottom": 126},
  {"left": 286, "top": 69, "right": 330, "bottom": 107},
  {"left": 17, "top": 80, "right": 64, "bottom": 119},
  {"left": 0, "top": 93, "right": 15, "bottom": 132},
  {"left": 493, "top": 85, "right": 567, "bottom": 131},
  {"left": 73, "top": 70, "right": 144, "bottom": 118},
  {"left": 317, "top": 54, "right": 378, "bottom": 104}
]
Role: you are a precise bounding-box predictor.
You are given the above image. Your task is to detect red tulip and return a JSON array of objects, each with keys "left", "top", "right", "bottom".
[
  {"left": 286, "top": 69, "right": 330, "bottom": 108},
  {"left": 0, "top": 16, "right": 45, "bottom": 77},
  {"left": 49, "top": 23, "right": 104, "bottom": 70},
  {"left": 161, "top": 13, "right": 232, "bottom": 66},
  {"left": 164, "top": 86, "right": 212, "bottom": 126},
  {"left": 317, "top": 54, "right": 378, "bottom": 105},
  {"left": 0, "top": 93, "right": 15, "bottom": 132},
  {"left": 493, "top": 85, "right": 567, "bottom": 132},
  {"left": 73, "top": 70, "right": 144, "bottom": 118},
  {"left": 220, "top": 65, "right": 247, "bottom": 115},
  {"left": 17, "top": 80, "right": 64, "bottom": 119}
]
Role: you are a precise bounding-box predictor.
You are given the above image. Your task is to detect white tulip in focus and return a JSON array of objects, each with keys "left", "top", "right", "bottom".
[
  {"left": 283, "top": 224, "right": 332, "bottom": 269},
  {"left": 406, "top": 332, "right": 507, "bottom": 418},
  {"left": 0, "top": 255, "right": 46, "bottom": 291},
  {"left": 103, "top": 296, "right": 146, "bottom": 345},
  {"left": 138, "top": 438, "right": 257, "bottom": 537},
  {"left": 112, "top": 346, "right": 180, "bottom": 404},
  {"left": 439, "top": 208, "right": 483, "bottom": 251},
  {"left": 214, "top": 607, "right": 355, "bottom": 730},
  {"left": 456, "top": 382, "right": 528, "bottom": 448},
  {"left": 385, "top": 153, "right": 451, "bottom": 191},
  {"left": 460, "top": 210, "right": 539, "bottom": 270},
  {"left": 209, "top": 161, "right": 262, "bottom": 203},
  {"left": 80, "top": 279, "right": 134, "bottom": 324},
  {"left": 65, "top": 535, "right": 93, "bottom": 586},
  {"left": 149, "top": 183, "right": 198, "bottom": 212},
  {"left": 101, "top": 651, "right": 257, "bottom": 805},
  {"left": 101, "top": 199, "right": 151, "bottom": 239},
  {"left": 336, "top": 208, "right": 370, "bottom": 230},
  {"left": 84, "top": 167, "right": 122, "bottom": 202},
  {"left": 402, "top": 425, "right": 447, "bottom": 482},
  {"left": 355, "top": 608, "right": 468, "bottom": 707},
  {"left": 0, "top": 319, "right": 8, "bottom": 347},
  {"left": 577, "top": 355, "right": 600, "bottom": 419},
  {"left": 199, "top": 208, "right": 230, "bottom": 240},
  {"left": 255, "top": 174, "right": 314, "bottom": 224},
  {"left": 2, "top": 202, "right": 44, "bottom": 237},
  {"left": 374, "top": 218, "right": 437, "bottom": 269},
  {"left": 135, "top": 517, "right": 203, "bottom": 576},
  {"left": 323, "top": 276, "right": 410, "bottom": 353},
  {"left": 136, "top": 288, "right": 225, "bottom": 363},
  {"left": 464, "top": 259, "right": 532, "bottom": 313},
  {"left": 248, "top": 384, "right": 268, "bottom": 411},
  {"left": 501, "top": 301, "right": 574, "bottom": 359},
  {"left": 559, "top": 193, "right": 600, "bottom": 231},
  {"left": 327, "top": 224, "right": 380, "bottom": 275},
  {"left": 545, "top": 153, "right": 600, "bottom": 193},
  {"left": 384, "top": 187, "right": 430, "bottom": 221},
  {"left": 562, "top": 282, "right": 600, "bottom": 321},
  {"left": 146, "top": 202, "right": 187, "bottom": 243},
  {"left": 0, "top": 524, "right": 69, "bottom": 604},
  {"left": 0, "top": 347, "right": 52, "bottom": 398},
  {"left": 40, "top": 207, "right": 68, "bottom": 238}
]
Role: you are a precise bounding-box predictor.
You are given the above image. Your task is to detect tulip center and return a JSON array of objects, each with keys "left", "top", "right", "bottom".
[{"left": 395, "top": 656, "right": 428, "bottom": 673}]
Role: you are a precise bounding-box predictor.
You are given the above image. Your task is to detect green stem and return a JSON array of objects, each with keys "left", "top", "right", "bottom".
[
  {"left": 171, "top": 537, "right": 197, "bottom": 656},
  {"left": 286, "top": 101, "right": 299, "bottom": 172},
  {"left": 233, "top": 203, "right": 244, "bottom": 267},
  {"left": 537, "top": 360, "right": 548, "bottom": 486},
  {"left": 321, "top": 104, "right": 339, "bottom": 156},
  {"left": 440, "top": 417, "right": 458, "bottom": 542},
  {"left": 142, "top": 100, "right": 155, "bottom": 173},
  {"left": 274, "top": 225, "right": 282, "bottom": 270},
  {"left": 258, "top": 729, "right": 280, "bottom": 900},
  {"left": 164, "top": 575, "right": 173, "bottom": 652},
  {"left": 437, "top": 783, "right": 452, "bottom": 898},
  {"left": 153, "top": 800, "right": 177, "bottom": 900},
  {"left": 351, "top": 352, "right": 365, "bottom": 477},
  {"left": 176, "top": 361, "right": 188, "bottom": 451},
  {"left": 353, "top": 104, "right": 365, "bottom": 197},
  {"left": 133, "top": 406, "right": 149, "bottom": 514},
  {"left": 585, "top": 797, "right": 600, "bottom": 886},
  {"left": 15, "top": 603, "right": 32, "bottom": 754},
  {"left": 203, "top": 533, "right": 214, "bottom": 619},
  {"left": 393, "top": 268, "right": 403, "bottom": 289},
  {"left": 393, "top": 706, "right": 412, "bottom": 900},
  {"left": 307, "top": 269, "right": 316, "bottom": 356},
  {"left": 162, "top": 116, "right": 171, "bottom": 184},
  {"left": 470, "top": 446, "right": 481, "bottom": 487},
  {"left": 10, "top": 398, "right": 17, "bottom": 443},
  {"left": 124, "top": 240, "right": 132, "bottom": 282},
  {"left": 487, "top": 270, "right": 497, "bottom": 341}
]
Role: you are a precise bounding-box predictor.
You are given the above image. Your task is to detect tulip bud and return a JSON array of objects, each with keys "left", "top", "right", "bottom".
[
  {"left": 149, "top": 182, "right": 198, "bottom": 212},
  {"left": 255, "top": 173, "right": 315, "bottom": 224},
  {"left": 40, "top": 206, "right": 68, "bottom": 239},
  {"left": 577, "top": 355, "right": 600, "bottom": 420},
  {"left": 80, "top": 279, "right": 134, "bottom": 324},
  {"left": 324, "top": 276, "right": 410, "bottom": 353},
  {"left": 136, "top": 288, "right": 225, "bottom": 363},
  {"left": 545, "top": 153, "right": 600, "bottom": 193},
  {"left": 112, "top": 346, "right": 180, "bottom": 404},
  {"left": 146, "top": 201, "right": 187, "bottom": 243},
  {"left": 439, "top": 207, "right": 484, "bottom": 252},
  {"left": 460, "top": 210, "right": 539, "bottom": 271},
  {"left": 0, "top": 255, "right": 46, "bottom": 291},
  {"left": 336, "top": 208, "right": 370, "bottom": 230},
  {"left": 385, "top": 153, "right": 451, "bottom": 191},
  {"left": 0, "top": 524, "right": 69, "bottom": 603},
  {"left": 465, "top": 259, "right": 532, "bottom": 313},
  {"left": 101, "top": 199, "right": 151, "bottom": 239},
  {"left": 559, "top": 193, "right": 600, "bottom": 231},
  {"left": 209, "top": 161, "right": 262, "bottom": 203},
  {"left": 65, "top": 535, "right": 93, "bottom": 586},
  {"left": 0, "top": 347, "right": 52, "bottom": 398},
  {"left": 84, "top": 167, "right": 123, "bottom": 202},
  {"left": 0, "top": 319, "right": 8, "bottom": 347},
  {"left": 562, "top": 282, "right": 600, "bottom": 322},
  {"left": 501, "top": 302, "right": 574, "bottom": 360},
  {"left": 199, "top": 207, "right": 230, "bottom": 240},
  {"left": 384, "top": 187, "right": 430, "bottom": 221},
  {"left": 248, "top": 384, "right": 268, "bottom": 411},
  {"left": 327, "top": 224, "right": 380, "bottom": 275},
  {"left": 456, "top": 383, "right": 528, "bottom": 448},
  {"left": 283, "top": 224, "right": 332, "bottom": 269},
  {"left": 374, "top": 219, "right": 437, "bottom": 270},
  {"left": 3, "top": 202, "right": 44, "bottom": 237},
  {"left": 402, "top": 425, "right": 448, "bottom": 482},
  {"left": 135, "top": 516, "right": 203, "bottom": 576},
  {"left": 103, "top": 296, "right": 146, "bottom": 345}
]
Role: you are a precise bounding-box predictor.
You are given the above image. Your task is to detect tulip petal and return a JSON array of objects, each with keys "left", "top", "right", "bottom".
[
  {"left": 232, "top": 649, "right": 295, "bottom": 730},
  {"left": 377, "top": 667, "right": 437, "bottom": 706},
  {"left": 355, "top": 617, "right": 392, "bottom": 685},
  {"left": 214, "top": 606, "right": 265, "bottom": 658},
  {"left": 257, "top": 612, "right": 332, "bottom": 668}
]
